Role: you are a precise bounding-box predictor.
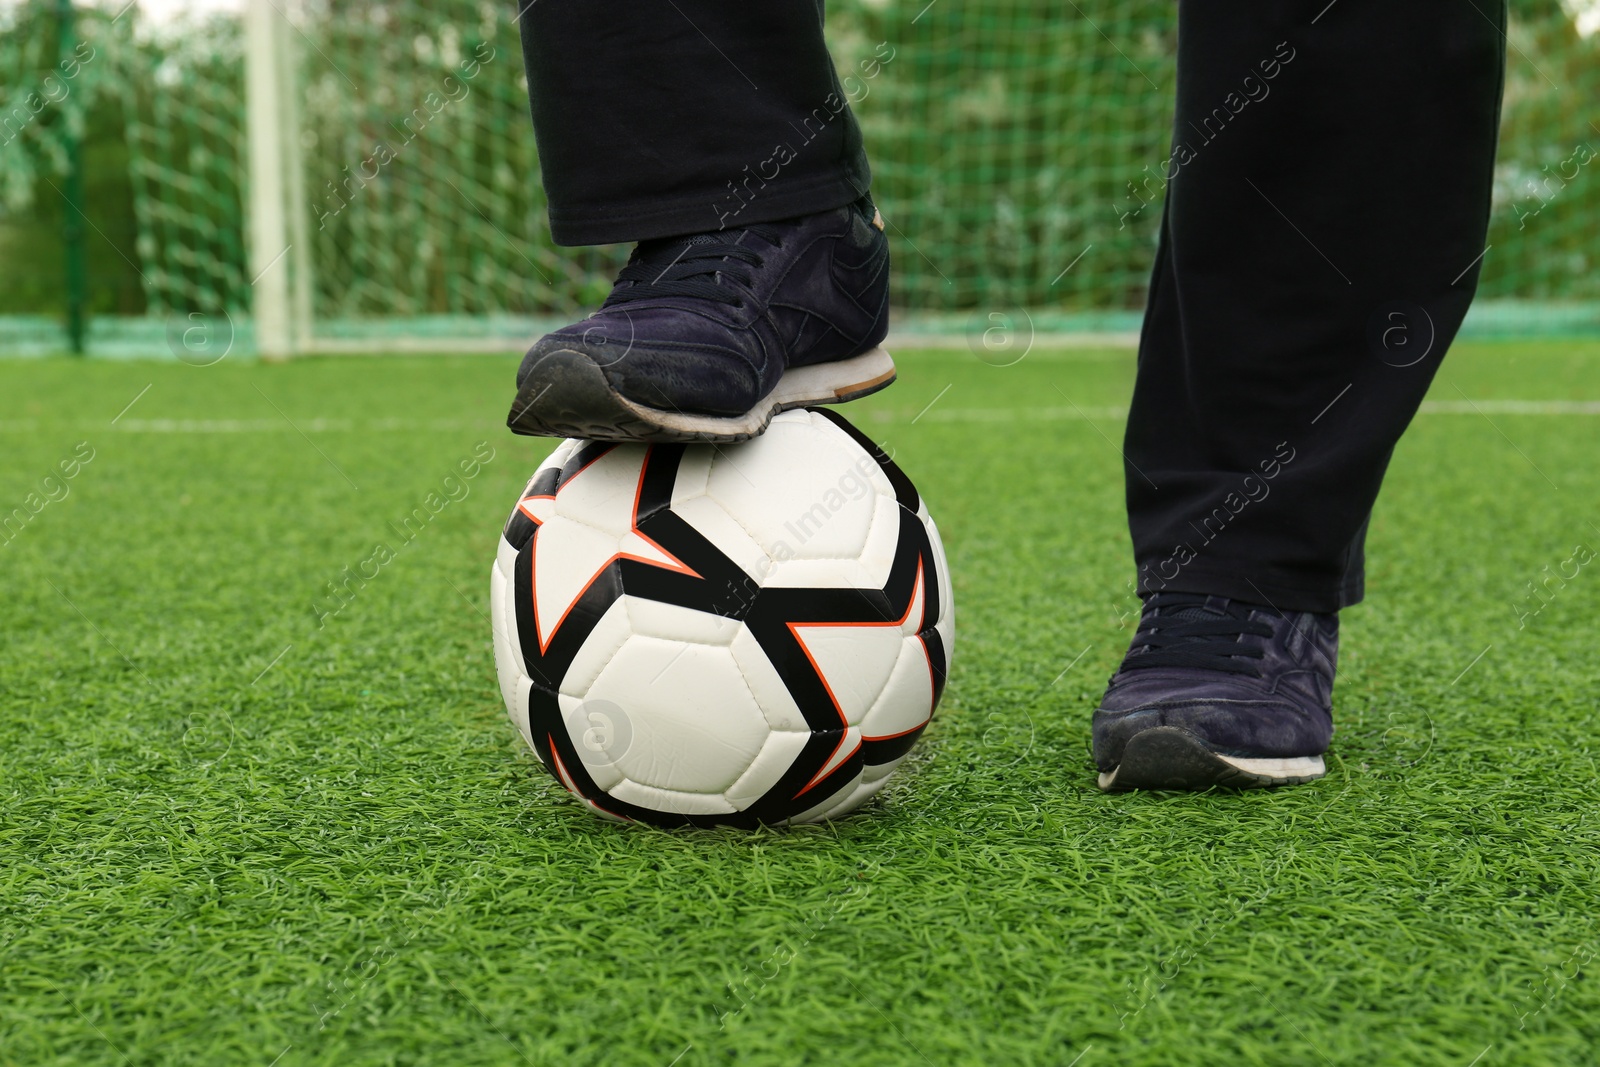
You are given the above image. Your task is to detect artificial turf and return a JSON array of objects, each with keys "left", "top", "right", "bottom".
[{"left": 2, "top": 340, "right": 1598, "bottom": 1066}]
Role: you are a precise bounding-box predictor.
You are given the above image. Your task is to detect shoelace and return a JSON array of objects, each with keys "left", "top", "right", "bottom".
[
  {"left": 1121, "top": 593, "right": 1274, "bottom": 676},
  {"left": 602, "top": 226, "right": 783, "bottom": 309}
]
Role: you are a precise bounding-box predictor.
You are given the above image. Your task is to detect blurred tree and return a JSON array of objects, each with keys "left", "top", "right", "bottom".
[
  {"left": 0, "top": 0, "right": 1593, "bottom": 335},
  {"left": 0, "top": 0, "right": 144, "bottom": 316}
]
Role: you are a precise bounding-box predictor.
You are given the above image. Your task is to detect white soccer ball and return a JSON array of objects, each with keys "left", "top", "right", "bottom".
[{"left": 489, "top": 408, "right": 954, "bottom": 827}]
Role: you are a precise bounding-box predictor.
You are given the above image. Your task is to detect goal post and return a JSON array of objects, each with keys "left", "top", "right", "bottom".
[
  {"left": 100, "top": 0, "right": 1600, "bottom": 358},
  {"left": 244, "top": 0, "right": 306, "bottom": 359}
]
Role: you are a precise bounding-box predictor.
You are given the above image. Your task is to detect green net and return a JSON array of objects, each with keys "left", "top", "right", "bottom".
[
  {"left": 833, "top": 2, "right": 1178, "bottom": 316},
  {"left": 297, "top": 2, "right": 601, "bottom": 327},
  {"left": 0, "top": 0, "right": 1596, "bottom": 355},
  {"left": 124, "top": 15, "right": 252, "bottom": 320}
]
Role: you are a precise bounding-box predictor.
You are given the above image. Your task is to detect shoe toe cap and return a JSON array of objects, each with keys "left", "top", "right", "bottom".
[
  {"left": 517, "top": 321, "right": 629, "bottom": 388},
  {"left": 1092, "top": 693, "right": 1333, "bottom": 772},
  {"left": 518, "top": 316, "right": 766, "bottom": 418}
]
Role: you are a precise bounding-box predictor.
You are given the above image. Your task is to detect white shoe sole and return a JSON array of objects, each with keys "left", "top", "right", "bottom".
[
  {"left": 507, "top": 346, "right": 896, "bottom": 444},
  {"left": 1096, "top": 726, "right": 1327, "bottom": 792}
]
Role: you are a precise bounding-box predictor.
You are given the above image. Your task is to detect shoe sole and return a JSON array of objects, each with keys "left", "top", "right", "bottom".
[
  {"left": 1096, "top": 726, "right": 1326, "bottom": 792},
  {"left": 506, "top": 346, "right": 897, "bottom": 443}
]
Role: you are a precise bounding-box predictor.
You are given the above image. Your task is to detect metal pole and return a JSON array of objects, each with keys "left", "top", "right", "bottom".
[
  {"left": 59, "top": 0, "right": 87, "bottom": 355},
  {"left": 246, "top": 0, "right": 292, "bottom": 359}
]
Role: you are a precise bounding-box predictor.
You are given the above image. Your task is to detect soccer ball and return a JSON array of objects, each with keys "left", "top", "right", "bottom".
[{"left": 489, "top": 408, "right": 954, "bottom": 827}]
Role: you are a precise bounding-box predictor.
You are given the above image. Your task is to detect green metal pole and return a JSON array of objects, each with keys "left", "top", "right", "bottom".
[{"left": 59, "top": 0, "right": 87, "bottom": 356}]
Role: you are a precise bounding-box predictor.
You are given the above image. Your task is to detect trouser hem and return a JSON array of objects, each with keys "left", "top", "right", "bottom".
[
  {"left": 548, "top": 172, "right": 868, "bottom": 246},
  {"left": 1135, "top": 560, "right": 1364, "bottom": 614}
]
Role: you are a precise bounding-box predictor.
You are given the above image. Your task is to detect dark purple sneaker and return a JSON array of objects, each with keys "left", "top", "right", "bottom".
[
  {"left": 1093, "top": 593, "right": 1337, "bottom": 791},
  {"left": 507, "top": 196, "right": 893, "bottom": 443}
]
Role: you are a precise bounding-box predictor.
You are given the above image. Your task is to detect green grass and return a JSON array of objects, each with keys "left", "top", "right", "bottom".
[{"left": 2, "top": 340, "right": 1599, "bottom": 1066}]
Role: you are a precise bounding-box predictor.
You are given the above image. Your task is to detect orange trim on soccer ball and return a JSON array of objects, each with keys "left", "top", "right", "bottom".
[
  {"left": 862, "top": 721, "right": 928, "bottom": 743},
  {"left": 787, "top": 559, "right": 933, "bottom": 796},
  {"left": 547, "top": 733, "right": 580, "bottom": 795},
  {"left": 519, "top": 446, "right": 702, "bottom": 655}
]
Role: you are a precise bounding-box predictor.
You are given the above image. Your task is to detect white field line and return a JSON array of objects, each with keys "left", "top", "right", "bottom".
[
  {"left": 23, "top": 417, "right": 494, "bottom": 434},
  {"left": 1416, "top": 399, "right": 1600, "bottom": 415},
  {"left": 879, "top": 398, "right": 1600, "bottom": 424},
  {"left": 0, "top": 400, "right": 1596, "bottom": 435}
]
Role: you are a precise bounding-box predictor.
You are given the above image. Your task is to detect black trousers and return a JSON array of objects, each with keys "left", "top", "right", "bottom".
[{"left": 517, "top": 1, "right": 1507, "bottom": 613}]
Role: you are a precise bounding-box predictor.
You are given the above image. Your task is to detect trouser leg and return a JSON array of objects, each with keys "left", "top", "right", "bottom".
[
  {"left": 515, "top": 0, "right": 870, "bottom": 245},
  {"left": 1125, "top": 0, "right": 1506, "bottom": 612}
]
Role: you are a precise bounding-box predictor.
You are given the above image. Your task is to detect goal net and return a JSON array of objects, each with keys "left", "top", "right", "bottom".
[{"left": 1, "top": 0, "right": 1596, "bottom": 355}]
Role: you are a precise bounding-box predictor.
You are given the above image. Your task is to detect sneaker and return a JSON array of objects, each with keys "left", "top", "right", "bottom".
[
  {"left": 507, "top": 197, "right": 894, "bottom": 443},
  {"left": 1092, "top": 592, "right": 1337, "bottom": 791}
]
